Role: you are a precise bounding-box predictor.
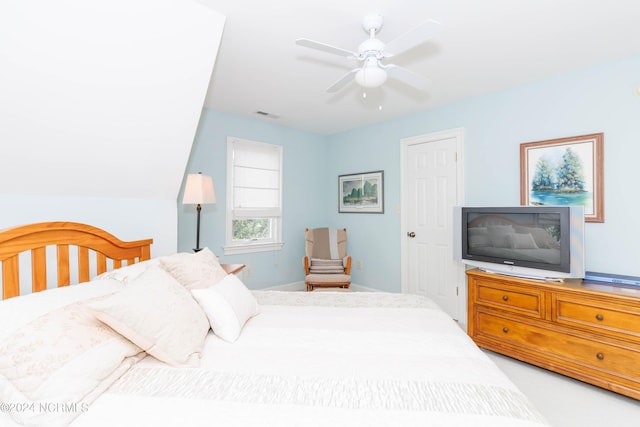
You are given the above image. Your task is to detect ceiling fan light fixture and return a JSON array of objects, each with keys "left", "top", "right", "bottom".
[
  {"left": 355, "top": 62, "right": 387, "bottom": 88},
  {"left": 296, "top": 14, "right": 440, "bottom": 93}
]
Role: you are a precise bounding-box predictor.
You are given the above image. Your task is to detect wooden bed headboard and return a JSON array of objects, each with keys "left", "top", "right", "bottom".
[{"left": 0, "top": 222, "right": 153, "bottom": 300}]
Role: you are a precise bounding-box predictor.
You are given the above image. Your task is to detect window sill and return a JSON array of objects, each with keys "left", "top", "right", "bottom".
[{"left": 223, "top": 241, "right": 284, "bottom": 255}]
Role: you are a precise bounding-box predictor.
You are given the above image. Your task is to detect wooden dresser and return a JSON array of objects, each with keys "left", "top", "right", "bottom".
[{"left": 466, "top": 268, "right": 640, "bottom": 400}]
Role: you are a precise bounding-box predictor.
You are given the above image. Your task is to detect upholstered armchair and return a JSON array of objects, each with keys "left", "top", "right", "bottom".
[{"left": 303, "top": 227, "right": 351, "bottom": 291}]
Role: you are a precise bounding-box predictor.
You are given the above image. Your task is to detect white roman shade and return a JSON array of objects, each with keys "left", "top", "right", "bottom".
[
  {"left": 225, "top": 137, "right": 284, "bottom": 254},
  {"left": 230, "top": 139, "right": 282, "bottom": 218}
]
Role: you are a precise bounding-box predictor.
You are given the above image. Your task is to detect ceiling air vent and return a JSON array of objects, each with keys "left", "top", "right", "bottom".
[{"left": 255, "top": 111, "right": 280, "bottom": 119}]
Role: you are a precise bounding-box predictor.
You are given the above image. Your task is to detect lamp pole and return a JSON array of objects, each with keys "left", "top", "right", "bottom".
[{"left": 194, "top": 203, "right": 202, "bottom": 252}]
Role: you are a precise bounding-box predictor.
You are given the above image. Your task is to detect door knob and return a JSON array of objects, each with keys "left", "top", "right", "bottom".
[{"left": 407, "top": 232, "right": 416, "bottom": 238}]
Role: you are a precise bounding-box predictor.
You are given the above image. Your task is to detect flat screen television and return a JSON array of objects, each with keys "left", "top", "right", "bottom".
[{"left": 454, "top": 206, "right": 585, "bottom": 280}]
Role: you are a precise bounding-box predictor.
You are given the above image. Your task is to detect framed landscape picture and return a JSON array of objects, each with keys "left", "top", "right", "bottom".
[
  {"left": 520, "top": 133, "right": 604, "bottom": 222},
  {"left": 338, "top": 170, "right": 384, "bottom": 213}
]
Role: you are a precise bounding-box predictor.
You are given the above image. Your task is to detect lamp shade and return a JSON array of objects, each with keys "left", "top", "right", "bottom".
[{"left": 182, "top": 173, "right": 216, "bottom": 205}]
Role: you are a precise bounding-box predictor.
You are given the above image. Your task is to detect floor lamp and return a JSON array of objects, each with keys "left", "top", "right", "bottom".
[{"left": 182, "top": 172, "right": 216, "bottom": 252}]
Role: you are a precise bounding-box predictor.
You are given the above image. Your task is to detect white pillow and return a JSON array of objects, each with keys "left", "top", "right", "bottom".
[
  {"left": 88, "top": 266, "right": 210, "bottom": 367},
  {"left": 160, "top": 247, "right": 228, "bottom": 289},
  {"left": 191, "top": 274, "right": 259, "bottom": 343}
]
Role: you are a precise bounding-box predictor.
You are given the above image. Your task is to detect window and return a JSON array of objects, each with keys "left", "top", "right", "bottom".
[{"left": 224, "top": 137, "right": 283, "bottom": 254}]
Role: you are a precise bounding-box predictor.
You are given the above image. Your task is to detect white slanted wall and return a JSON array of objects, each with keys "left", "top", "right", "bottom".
[{"left": 0, "top": 0, "right": 225, "bottom": 256}]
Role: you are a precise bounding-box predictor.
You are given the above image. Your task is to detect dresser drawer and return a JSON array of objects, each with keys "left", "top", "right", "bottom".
[
  {"left": 475, "top": 281, "right": 544, "bottom": 318},
  {"left": 554, "top": 296, "right": 640, "bottom": 338},
  {"left": 477, "top": 311, "right": 640, "bottom": 379}
]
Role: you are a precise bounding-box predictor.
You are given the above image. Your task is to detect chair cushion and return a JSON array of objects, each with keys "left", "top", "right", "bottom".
[
  {"left": 305, "top": 273, "right": 351, "bottom": 284},
  {"left": 309, "top": 258, "right": 345, "bottom": 274}
]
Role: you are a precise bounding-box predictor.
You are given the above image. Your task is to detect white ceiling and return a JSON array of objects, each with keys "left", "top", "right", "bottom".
[{"left": 200, "top": 0, "right": 640, "bottom": 135}]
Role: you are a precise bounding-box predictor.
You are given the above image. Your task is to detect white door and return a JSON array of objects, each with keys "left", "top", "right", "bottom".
[{"left": 401, "top": 128, "right": 465, "bottom": 322}]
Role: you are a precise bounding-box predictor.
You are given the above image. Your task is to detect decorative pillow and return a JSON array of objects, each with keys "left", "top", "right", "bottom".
[
  {"left": 191, "top": 274, "right": 259, "bottom": 343},
  {"left": 0, "top": 297, "right": 143, "bottom": 427},
  {"left": 309, "top": 258, "right": 345, "bottom": 274},
  {"left": 159, "top": 247, "right": 228, "bottom": 289},
  {"left": 507, "top": 233, "right": 539, "bottom": 249},
  {"left": 93, "top": 258, "right": 161, "bottom": 284},
  {"left": 87, "top": 266, "right": 210, "bottom": 367},
  {"left": 0, "top": 278, "right": 124, "bottom": 343}
]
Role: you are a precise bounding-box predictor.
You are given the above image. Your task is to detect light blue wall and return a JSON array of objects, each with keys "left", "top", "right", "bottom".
[
  {"left": 183, "top": 54, "right": 640, "bottom": 290},
  {"left": 326, "top": 54, "right": 640, "bottom": 289},
  {"left": 178, "top": 109, "right": 328, "bottom": 289},
  {"left": 0, "top": 195, "right": 177, "bottom": 258},
  {"left": 326, "top": 126, "right": 404, "bottom": 292}
]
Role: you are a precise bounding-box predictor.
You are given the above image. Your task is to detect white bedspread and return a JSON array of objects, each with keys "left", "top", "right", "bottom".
[{"left": 63, "top": 291, "right": 549, "bottom": 427}]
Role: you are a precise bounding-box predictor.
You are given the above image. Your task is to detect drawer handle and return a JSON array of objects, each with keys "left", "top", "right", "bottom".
[
  {"left": 596, "top": 353, "right": 604, "bottom": 360},
  {"left": 595, "top": 314, "right": 604, "bottom": 321},
  {"left": 502, "top": 295, "right": 509, "bottom": 301},
  {"left": 502, "top": 327, "right": 509, "bottom": 333}
]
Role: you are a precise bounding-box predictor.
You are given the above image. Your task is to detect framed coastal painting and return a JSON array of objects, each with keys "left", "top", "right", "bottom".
[
  {"left": 338, "top": 170, "right": 384, "bottom": 213},
  {"left": 520, "top": 133, "right": 604, "bottom": 222}
]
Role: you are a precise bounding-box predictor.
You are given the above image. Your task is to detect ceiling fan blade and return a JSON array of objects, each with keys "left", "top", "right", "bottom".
[
  {"left": 384, "top": 19, "right": 441, "bottom": 57},
  {"left": 295, "top": 38, "right": 357, "bottom": 59},
  {"left": 326, "top": 68, "right": 359, "bottom": 93},
  {"left": 384, "top": 64, "right": 431, "bottom": 90}
]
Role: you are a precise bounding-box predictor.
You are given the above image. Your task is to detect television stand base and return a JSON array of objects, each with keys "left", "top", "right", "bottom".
[{"left": 478, "top": 267, "right": 564, "bottom": 283}]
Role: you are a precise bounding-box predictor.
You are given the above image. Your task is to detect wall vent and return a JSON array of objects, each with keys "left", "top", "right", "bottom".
[{"left": 255, "top": 111, "right": 280, "bottom": 119}]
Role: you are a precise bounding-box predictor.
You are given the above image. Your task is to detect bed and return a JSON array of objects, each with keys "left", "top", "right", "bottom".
[{"left": 0, "top": 222, "right": 550, "bottom": 427}]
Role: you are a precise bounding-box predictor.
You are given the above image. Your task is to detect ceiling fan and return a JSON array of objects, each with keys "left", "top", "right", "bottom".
[{"left": 296, "top": 13, "right": 441, "bottom": 93}]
